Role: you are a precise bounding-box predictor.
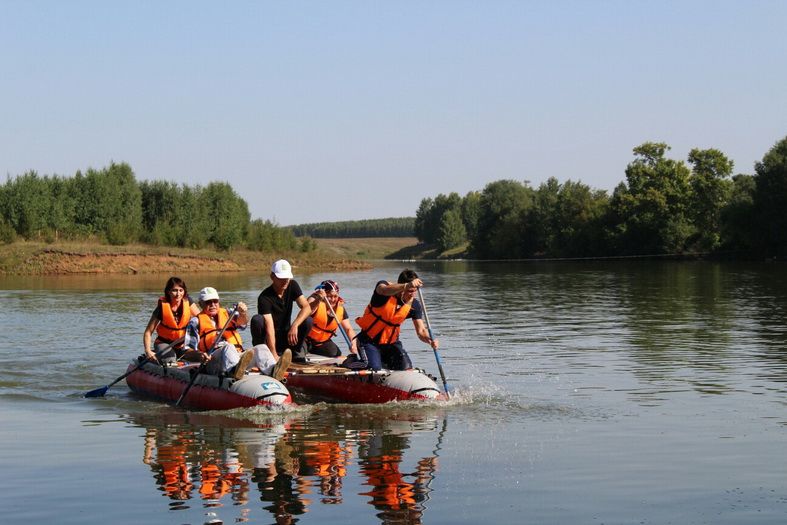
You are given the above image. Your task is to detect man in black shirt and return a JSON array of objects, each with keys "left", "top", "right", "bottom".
[
  {"left": 251, "top": 259, "right": 313, "bottom": 363},
  {"left": 355, "top": 269, "right": 439, "bottom": 371}
]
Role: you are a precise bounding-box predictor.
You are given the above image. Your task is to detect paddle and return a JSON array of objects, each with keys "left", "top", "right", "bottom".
[
  {"left": 84, "top": 336, "right": 185, "bottom": 398},
  {"left": 288, "top": 368, "right": 389, "bottom": 377},
  {"left": 416, "top": 287, "right": 450, "bottom": 399},
  {"left": 175, "top": 306, "right": 238, "bottom": 407},
  {"left": 320, "top": 293, "right": 353, "bottom": 353}
]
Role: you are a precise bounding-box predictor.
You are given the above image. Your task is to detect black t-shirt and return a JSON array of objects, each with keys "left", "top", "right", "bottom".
[
  {"left": 368, "top": 280, "right": 422, "bottom": 320},
  {"left": 257, "top": 280, "right": 304, "bottom": 333}
]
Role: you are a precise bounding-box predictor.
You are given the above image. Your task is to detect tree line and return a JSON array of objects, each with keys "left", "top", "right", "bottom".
[
  {"left": 415, "top": 136, "right": 787, "bottom": 259},
  {"left": 290, "top": 217, "right": 415, "bottom": 238},
  {"left": 0, "top": 162, "right": 306, "bottom": 252}
]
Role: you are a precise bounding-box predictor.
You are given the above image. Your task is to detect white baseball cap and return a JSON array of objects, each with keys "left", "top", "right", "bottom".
[
  {"left": 198, "top": 286, "right": 220, "bottom": 303},
  {"left": 271, "top": 259, "right": 293, "bottom": 279}
]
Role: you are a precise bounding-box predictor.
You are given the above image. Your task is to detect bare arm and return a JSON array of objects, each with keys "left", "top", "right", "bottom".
[
  {"left": 340, "top": 318, "right": 358, "bottom": 353},
  {"left": 306, "top": 292, "right": 322, "bottom": 314},
  {"left": 142, "top": 313, "right": 160, "bottom": 362},
  {"left": 288, "top": 294, "right": 312, "bottom": 346},
  {"left": 376, "top": 278, "right": 424, "bottom": 296},
  {"left": 235, "top": 302, "right": 249, "bottom": 326},
  {"left": 413, "top": 318, "right": 439, "bottom": 349}
]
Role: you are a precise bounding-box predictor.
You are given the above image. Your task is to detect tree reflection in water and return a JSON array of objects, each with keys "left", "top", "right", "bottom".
[{"left": 135, "top": 406, "right": 446, "bottom": 524}]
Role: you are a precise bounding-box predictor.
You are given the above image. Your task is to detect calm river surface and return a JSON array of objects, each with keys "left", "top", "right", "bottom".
[{"left": 1, "top": 261, "right": 786, "bottom": 524}]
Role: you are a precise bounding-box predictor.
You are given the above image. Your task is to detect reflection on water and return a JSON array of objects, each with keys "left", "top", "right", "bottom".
[
  {"left": 3, "top": 261, "right": 787, "bottom": 524},
  {"left": 130, "top": 406, "right": 445, "bottom": 524}
]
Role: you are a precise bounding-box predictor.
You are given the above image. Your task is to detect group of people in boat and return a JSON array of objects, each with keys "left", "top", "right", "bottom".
[{"left": 142, "top": 259, "right": 440, "bottom": 381}]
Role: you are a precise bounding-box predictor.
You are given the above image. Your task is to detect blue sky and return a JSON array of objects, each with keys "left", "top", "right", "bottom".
[{"left": 2, "top": 1, "right": 785, "bottom": 225}]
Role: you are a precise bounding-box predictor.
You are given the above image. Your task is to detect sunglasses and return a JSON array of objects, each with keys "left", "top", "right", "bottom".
[{"left": 205, "top": 299, "right": 220, "bottom": 305}]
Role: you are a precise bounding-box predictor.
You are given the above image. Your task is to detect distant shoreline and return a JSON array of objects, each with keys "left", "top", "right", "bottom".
[{"left": 0, "top": 238, "right": 420, "bottom": 276}]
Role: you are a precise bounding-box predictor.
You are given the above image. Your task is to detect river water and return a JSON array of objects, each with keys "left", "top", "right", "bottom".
[{"left": 1, "top": 261, "right": 785, "bottom": 524}]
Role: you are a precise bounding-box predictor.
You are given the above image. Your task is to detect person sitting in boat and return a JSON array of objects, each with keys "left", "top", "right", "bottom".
[
  {"left": 142, "top": 276, "right": 201, "bottom": 365},
  {"left": 182, "top": 287, "right": 289, "bottom": 381},
  {"left": 305, "top": 279, "right": 359, "bottom": 359},
  {"left": 355, "top": 269, "right": 439, "bottom": 371},
  {"left": 250, "top": 259, "right": 310, "bottom": 364}
]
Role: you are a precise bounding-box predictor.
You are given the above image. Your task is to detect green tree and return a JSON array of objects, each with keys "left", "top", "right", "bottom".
[
  {"left": 71, "top": 163, "right": 142, "bottom": 244},
  {"left": 299, "top": 236, "right": 317, "bottom": 252},
  {"left": 687, "top": 148, "right": 733, "bottom": 251},
  {"left": 414, "top": 193, "right": 462, "bottom": 245},
  {"left": 3, "top": 171, "right": 52, "bottom": 239},
  {"left": 752, "top": 135, "right": 787, "bottom": 256},
  {"left": 414, "top": 198, "right": 434, "bottom": 243},
  {"left": 610, "top": 142, "right": 693, "bottom": 254},
  {"left": 460, "top": 191, "right": 481, "bottom": 240},
  {"left": 140, "top": 180, "right": 182, "bottom": 245},
  {"left": 719, "top": 174, "right": 755, "bottom": 253},
  {"left": 531, "top": 178, "right": 610, "bottom": 257},
  {"left": 437, "top": 208, "right": 467, "bottom": 252},
  {"left": 473, "top": 180, "right": 534, "bottom": 258},
  {"left": 200, "top": 182, "right": 250, "bottom": 251}
]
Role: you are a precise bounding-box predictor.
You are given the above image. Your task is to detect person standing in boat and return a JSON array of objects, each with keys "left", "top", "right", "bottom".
[
  {"left": 355, "top": 269, "right": 439, "bottom": 371},
  {"left": 305, "top": 279, "right": 359, "bottom": 358},
  {"left": 182, "top": 287, "right": 288, "bottom": 381},
  {"left": 142, "top": 276, "right": 201, "bottom": 365},
  {"left": 250, "top": 259, "right": 311, "bottom": 364}
]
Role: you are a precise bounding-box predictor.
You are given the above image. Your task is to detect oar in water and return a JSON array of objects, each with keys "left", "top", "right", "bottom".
[
  {"left": 84, "top": 336, "right": 185, "bottom": 398},
  {"left": 417, "top": 287, "right": 450, "bottom": 399},
  {"left": 175, "top": 307, "right": 238, "bottom": 408}
]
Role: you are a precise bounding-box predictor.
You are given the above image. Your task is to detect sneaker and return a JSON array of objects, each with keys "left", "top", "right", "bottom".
[
  {"left": 232, "top": 350, "right": 254, "bottom": 380},
  {"left": 272, "top": 349, "right": 292, "bottom": 381}
]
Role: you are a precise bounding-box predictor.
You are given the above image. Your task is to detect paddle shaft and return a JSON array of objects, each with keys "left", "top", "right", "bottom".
[
  {"left": 321, "top": 295, "right": 354, "bottom": 352},
  {"left": 84, "top": 336, "right": 186, "bottom": 398},
  {"left": 175, "top": 307, "right": 238, "bottom": 407},
  {"left": 288, "top": 368, "right": 388, "bottom": 377},
  {"left": 417, "top": 287, "right": 450, "bottom": 398}
]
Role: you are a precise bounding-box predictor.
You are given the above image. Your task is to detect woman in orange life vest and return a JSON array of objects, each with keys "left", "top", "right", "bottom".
[
  {"left": 181, "top": 287, "right": 289, "bottom": 381},
  {"left": 143, "top": 276, "right": 201, "bottom": 365},
  {"left": 305, "top": 279, "right": 359, "bottom": 358},
  {"left": 355, "top": 269, "right": 439, "bottom": 371}
]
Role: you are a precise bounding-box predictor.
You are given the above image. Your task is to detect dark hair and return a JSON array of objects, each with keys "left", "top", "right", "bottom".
[
  {"left": 397, "top": 269, "right": 418, "bottom": 284},
  {"left": 164, "top": 276, "right": 188, "bottom": 297}
]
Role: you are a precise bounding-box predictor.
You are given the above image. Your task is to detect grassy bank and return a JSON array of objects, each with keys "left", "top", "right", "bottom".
[{"left": 0, "top": 237, "right": 423, "bottom": 275}]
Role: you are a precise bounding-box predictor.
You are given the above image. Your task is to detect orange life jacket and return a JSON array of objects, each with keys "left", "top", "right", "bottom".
[
  {"left": 197, "top": 309, "right": 242, "bottom": 353},
  {"left": 199, "top": 463, "right": 230, "bottom": 500},
  {"left": 356, "top": 296, "right": 411, "bottom": 345},
  {"left": 155, "top": 297, "right": 192, "bottom": 344},
  {"left": 304, "top": 441, "right": 350, "bottom": 478},
  {"left": 361, "top": 455, "right": 416, "bottom": 507},
  {"left": 308, "top": 300, "right": 345, "bottom": 344},
  {"left": 157, "top": 443, "right": 193, "bottom": 499}
]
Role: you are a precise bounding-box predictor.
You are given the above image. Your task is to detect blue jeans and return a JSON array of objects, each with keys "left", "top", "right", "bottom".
[{"left": 359, "top": 338, "right": 413, "bottom": 371}]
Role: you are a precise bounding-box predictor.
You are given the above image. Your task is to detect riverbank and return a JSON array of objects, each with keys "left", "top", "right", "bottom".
[{"left": 0, "top": 237, "right": 421, "bottom": 275}]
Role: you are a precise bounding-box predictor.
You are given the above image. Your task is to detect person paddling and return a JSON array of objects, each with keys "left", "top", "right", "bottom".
[
  {"left": 305, "top": 279, "right": 359, "bottom": 359},
  {"left": 142, "top": 277, "right": 201, "bottom": 365},
  {"left": 355, "top": 269, "right": 439, "bottom": 371}
]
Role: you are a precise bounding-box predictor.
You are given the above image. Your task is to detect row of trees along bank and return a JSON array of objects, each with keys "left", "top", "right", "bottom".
[
  {"left": 290, "top": 217, "right": 415, "bottom": 238},
  {"left": 415, "top": 136, "right": 787, "bottom": 259},
  {"left": 0, "top": 162, "right": 311, "bottom": 252}
]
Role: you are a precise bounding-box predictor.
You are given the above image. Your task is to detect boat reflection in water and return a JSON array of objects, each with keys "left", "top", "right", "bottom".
[{"left": 133, "top": 405, "right": 446, "bottom": 524}]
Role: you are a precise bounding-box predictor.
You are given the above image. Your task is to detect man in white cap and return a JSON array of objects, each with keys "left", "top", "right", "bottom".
[
  {"left": 250, "top": 259, "right": 312, "bottom": 364},
  {"left": 182, "top": 286, "right": 289, "bottom": 380}
]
